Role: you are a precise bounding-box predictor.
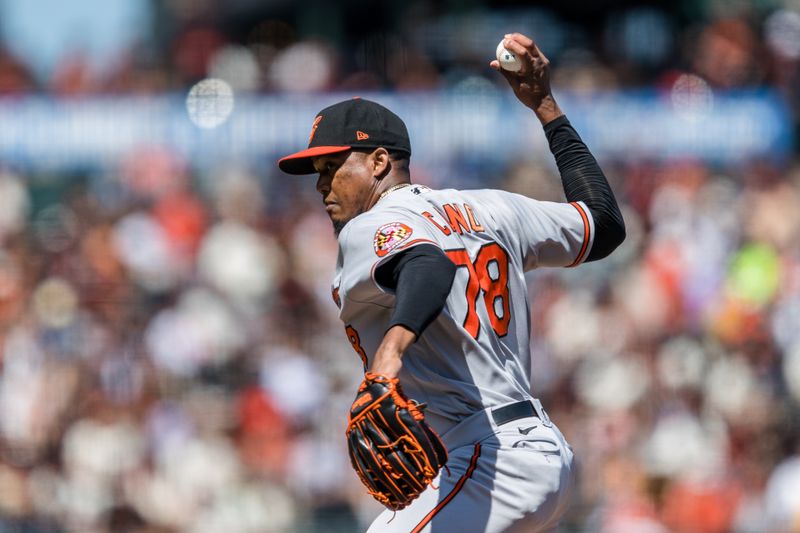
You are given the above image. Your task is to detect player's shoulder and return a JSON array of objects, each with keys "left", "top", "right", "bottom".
[
  {"left": 378, "top": 185, "right": 530, "bottom": 222},
  {"left": 461, "top": 187, "right": 551, "bottom": 208},
  {"left": 337, "top": 185, "right": 446, "bottom": 255},
  {"left": 376, "top": 183, "right": 509, "bottom": 204},
  {"left": 354, "top": 185, "right": 438, "bottom": 224},
  {"left": 337, "top": 200, "right": 417, "bottom": 250},
  {"left": 343, "top": 201, "right": 415, "bottom": 234},
  {"left": 435, "top": 187, "right": 528, "bottom": 213}
]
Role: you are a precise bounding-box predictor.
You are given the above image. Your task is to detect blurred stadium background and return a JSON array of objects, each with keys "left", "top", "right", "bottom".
[{"left": 0, "top": 0, "right": 798, "bottom": 531}]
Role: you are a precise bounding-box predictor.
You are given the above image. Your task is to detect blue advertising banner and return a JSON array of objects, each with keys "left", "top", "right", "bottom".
[{"left": 0, "top": 90, "right": 792, "bottom": 171}]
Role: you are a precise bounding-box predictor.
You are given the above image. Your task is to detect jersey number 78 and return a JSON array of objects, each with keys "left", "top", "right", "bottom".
[{"left": 446, "top": 242, "right": 510, "bottom": 340}]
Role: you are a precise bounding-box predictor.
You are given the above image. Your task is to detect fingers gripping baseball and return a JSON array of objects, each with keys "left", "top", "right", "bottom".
[{"left": 491, "top": 33, "right": 553, "bottom": 111}]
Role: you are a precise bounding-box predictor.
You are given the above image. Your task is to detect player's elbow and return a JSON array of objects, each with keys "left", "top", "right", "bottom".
[
  {"left": 586, "top": 215, "right": 625, "bottom": 262},
  {"left": 606, "top": 218, "right": 626, "bottom": 254}
]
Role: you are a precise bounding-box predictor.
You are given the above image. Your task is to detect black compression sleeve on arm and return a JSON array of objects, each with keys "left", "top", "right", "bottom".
[
  {"left": 374, "top": 244, "right": 456, "bottom": 338},
  {"left": 544, "top": 115, "right": 626, "bottom": 261}
]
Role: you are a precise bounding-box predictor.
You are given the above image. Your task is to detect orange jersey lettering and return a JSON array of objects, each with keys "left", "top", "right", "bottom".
[
  {"left": 443, "top": 204, "right": 471, "bottom": 234},
  {"left": 464, "top": 203, "right": 485, "bottom": 232},
  {"left": 423, "top": 210, "right": 452, "bottom": 236}
]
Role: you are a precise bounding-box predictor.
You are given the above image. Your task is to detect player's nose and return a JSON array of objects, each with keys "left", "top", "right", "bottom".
[{"left": 316, "top": 174, "right": 331, "bottom": 196}]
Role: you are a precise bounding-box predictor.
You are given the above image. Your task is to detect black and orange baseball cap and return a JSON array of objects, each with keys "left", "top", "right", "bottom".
[{"left": 278, "top": 98, "right": 412, "bottom": 175}]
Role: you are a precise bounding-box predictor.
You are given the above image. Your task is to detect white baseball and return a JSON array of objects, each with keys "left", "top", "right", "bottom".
[{"left": 496, "top": 41, "right": 522, "bottom": 72}]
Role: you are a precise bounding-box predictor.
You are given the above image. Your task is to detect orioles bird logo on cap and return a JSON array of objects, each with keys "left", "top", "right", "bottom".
[{"left": 308, "top": 115, "right": 323, "bottom": 144}]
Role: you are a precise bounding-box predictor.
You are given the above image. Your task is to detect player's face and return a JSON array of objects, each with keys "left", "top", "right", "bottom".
[{"left": 313, "top": 151, "right": 377, "bottom": 235}]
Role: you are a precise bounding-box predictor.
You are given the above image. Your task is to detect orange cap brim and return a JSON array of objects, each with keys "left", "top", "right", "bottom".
[{"left": 278, "top": 145, "right": 352, "bottom": 175}]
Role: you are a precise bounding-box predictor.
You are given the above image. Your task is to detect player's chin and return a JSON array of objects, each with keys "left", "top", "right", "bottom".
[
  {"left": 329, "top": 209, "right": 360, "bottom": 236},
  {"left": 332, "top": 219, "right": 347, "bottom": 236},
  {"left": 325, "top": 209, "right": 345, "bottom": 235}
]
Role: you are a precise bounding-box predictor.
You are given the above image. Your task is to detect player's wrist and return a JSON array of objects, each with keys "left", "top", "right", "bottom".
[
  {"left": 531, "top": 95, "right": 563, "bottom": 125},
  {"left": 369, "top": 354, "right": 402, "bottom": 379}
]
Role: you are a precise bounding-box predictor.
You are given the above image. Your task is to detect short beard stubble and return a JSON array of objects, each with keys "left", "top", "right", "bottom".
[{"left": 333, "top": 219, "right": 347, "bottom": 236}]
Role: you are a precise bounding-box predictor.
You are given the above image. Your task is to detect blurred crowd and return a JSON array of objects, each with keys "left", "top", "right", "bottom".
[
  {"left": 0, "top": 0, "right": 798, "bottom": 110},
  {"left": 0, "top": 1, "right": 800, "bottom": 532}
]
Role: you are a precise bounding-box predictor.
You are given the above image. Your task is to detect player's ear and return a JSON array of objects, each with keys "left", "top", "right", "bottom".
[{"left": 370, "top": 148, "right": 391, "bottom": 179}]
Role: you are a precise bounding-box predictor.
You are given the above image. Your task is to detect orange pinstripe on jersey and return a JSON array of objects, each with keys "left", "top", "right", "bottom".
[{"left": 410, "top": 443, "right": 482, "bottom": 533}]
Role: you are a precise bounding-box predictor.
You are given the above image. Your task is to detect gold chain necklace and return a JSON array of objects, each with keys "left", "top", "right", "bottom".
[{"left": 377, "top": 183, "right": 412, "bottom": 202}]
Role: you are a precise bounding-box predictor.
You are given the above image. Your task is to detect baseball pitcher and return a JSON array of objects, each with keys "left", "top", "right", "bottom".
[{"left": 278, "top": 32, "right": 625, "bottom": 533}]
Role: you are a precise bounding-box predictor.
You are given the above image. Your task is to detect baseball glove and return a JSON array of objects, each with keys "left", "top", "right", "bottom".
[{"left": 346, "top": 372, "right": 448, "bottom": 511}]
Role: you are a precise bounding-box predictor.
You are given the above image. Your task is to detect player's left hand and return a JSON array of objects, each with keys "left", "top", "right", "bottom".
[
  {"left": 490, "top": 33, "right": 554, "bottom": 113},
  {"left": 346, "top": 373, "right": 448, "bottom": 511}
]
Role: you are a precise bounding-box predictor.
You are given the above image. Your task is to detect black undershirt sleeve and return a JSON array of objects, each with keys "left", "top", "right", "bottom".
[
  {"left": 374, "top": 244, "right": 456, "bottom": 338},
  {"left": 544, "top": 115, "right": 626, "bottom": 262}
]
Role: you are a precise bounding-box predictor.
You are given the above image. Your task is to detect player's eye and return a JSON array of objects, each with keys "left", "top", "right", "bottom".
[{"left": 326, "top": 162, "right": 338, "bottom": 174}]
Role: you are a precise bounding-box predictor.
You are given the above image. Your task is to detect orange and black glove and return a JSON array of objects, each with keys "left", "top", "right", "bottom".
[{"left": 346, "top": 372, "right": 448, "bottom": 511}]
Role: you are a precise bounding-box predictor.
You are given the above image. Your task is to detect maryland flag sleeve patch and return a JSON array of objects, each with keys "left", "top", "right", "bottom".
[{"left": 373, "top": 222, "right": 413, "bottom": 257}]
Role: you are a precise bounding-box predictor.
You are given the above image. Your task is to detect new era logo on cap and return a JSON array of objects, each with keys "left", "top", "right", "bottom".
[{"left": 278, "top": 98, "right": 411, "bottom": 175}]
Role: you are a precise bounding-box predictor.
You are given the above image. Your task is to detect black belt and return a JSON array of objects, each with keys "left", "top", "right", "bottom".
[{"left": 491, "top": 400, "right": 537, "bottom": 426}]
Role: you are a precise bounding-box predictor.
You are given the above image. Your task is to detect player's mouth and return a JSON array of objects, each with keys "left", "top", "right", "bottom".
[{"left": 324, "top": 202, "right": 338, "bottom": 214}]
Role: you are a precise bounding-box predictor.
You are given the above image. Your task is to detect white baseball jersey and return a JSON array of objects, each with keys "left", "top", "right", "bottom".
[{"left": 333, "top": 184, "right": 594, "bottom": 435}]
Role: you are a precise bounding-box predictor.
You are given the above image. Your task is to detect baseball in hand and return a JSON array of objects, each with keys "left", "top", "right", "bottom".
[{"left": 496, "top": 41, "right": 522, "bottom": 72}]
